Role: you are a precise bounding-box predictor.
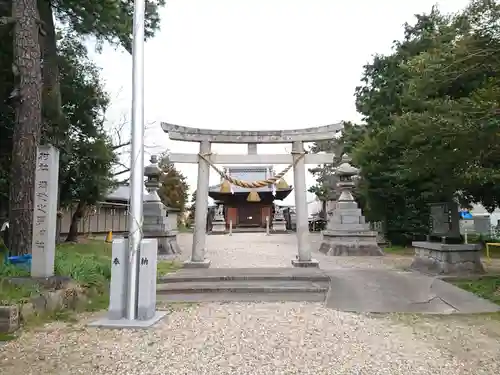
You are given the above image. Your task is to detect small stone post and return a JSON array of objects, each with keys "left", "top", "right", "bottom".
[
  {"left": 229, "top": 220, "right": 233, "bottom": 236},
  {"left": 265, "top": 216, "right": 270, "bottom": 236},
  {"left": 31, "top": 145, "right": 60, "bottom": 278}
]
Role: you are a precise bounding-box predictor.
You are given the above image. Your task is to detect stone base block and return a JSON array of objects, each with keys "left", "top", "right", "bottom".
[
  {"left": 155, "top": 234, "right": 181, "bottom": 255},
  {"left": 211, "top": 221, "right": 227, "bottom": 235},
  {"left": 183, "top": 259, "right": 211, "bottom": 269},
  {"left": 319, "top": 231, "right": 383, "bottom": 256},
  {"left": 88, "top": 311, "right": 167, "bottom": 329},
  {"left": 291, "top": 258, "right": 320, "bottom": 268},
  {"left": 272, "top": 221, "right": 287, "bottom": 233},
  {"left": 411, "top": 241, "right": 484, "bottom": 275},
  {"left": 0, "top": 305, "right": 19, "bottom": 333}
]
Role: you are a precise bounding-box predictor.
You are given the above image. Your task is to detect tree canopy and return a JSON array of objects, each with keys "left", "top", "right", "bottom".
[
  {"left": 309, "top": 0, "right": 500, "bottom": 244},
  {"left": 1, "top": 0, "right": 167, "bottom": 253},
  {"left": 157, "top": 152, "right": 190, "bottom": 215}
]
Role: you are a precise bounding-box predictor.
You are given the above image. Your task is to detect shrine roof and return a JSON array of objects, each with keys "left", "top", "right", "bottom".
[
  {"left": 105, "top": 184, "right": 131, "bottom": 202},
  {"left": 209, "top": 165, "right": 292, "bottom": 194}
]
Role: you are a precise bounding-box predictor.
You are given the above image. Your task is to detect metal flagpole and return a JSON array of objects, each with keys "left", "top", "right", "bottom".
[{"left": 126, "top": 0, "right": 146, "bottom": 321}]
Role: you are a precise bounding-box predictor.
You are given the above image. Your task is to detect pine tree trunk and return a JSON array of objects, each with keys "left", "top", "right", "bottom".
[
  {"left": 66, "top": 202, "right": 84, "bottom": 242},
  {"left": 8, "top": 0, "right": 43, "bottom": 255},
  {"left": 37, "top": 0, "right": 62, "bottom": 137},
  {"left": 38, "top": 0, "right": 64, "bottom": 243}
]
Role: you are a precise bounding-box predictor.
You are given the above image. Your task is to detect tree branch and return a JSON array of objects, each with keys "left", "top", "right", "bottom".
[
  {"left": 112, "top": 141, "right": 131, "bottom": 151},
  {"left": 113, "top": 168, "right": 130, "bottom": 177}
]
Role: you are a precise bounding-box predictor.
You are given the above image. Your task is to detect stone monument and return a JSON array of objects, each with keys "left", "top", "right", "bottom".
[
  {"left": 411, "top": 202, "right": 484, "bottom": 275},
  {"left": 143, "top": 155, "right": 180, "bottom": 255},
  {"left": 211, "top": 204, "right": 227, "bottom": 234},
  {"left": 31, "top": 145, "right": 60, "bottom": 278},
  {"left": 318, "top": 154, "right": 383, "bottom": 256},
  {"left": 272, "top": 207, "right": 287, "bottom": 233}
]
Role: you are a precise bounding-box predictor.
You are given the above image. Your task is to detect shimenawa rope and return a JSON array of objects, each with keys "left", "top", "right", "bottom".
[{"left": 198, "top": 151, "right": 306, "bottom": 188}]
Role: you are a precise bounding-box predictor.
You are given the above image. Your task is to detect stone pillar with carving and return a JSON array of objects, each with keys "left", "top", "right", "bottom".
[
  {"left": 143, "top": 155, "right": 181, "bottom": 255},
  {"left": 319, "top": 154, "right": 383, "bottom": 256}
]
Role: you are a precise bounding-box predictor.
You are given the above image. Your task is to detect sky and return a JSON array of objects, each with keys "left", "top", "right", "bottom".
[{"left": 87, "top": 0, "right": 471, "bottom": 206}]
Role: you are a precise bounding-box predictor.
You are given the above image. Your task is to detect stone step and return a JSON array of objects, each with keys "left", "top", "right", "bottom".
[
  {"left": 156, "top": 280, "right": 329, "bottom": 294},
  {"left": 158, "top": 274, "right": 330, "bottom": 284},
  {"left": 157, "top": 292, "right": 327, "bottom": 303},
  {"left": 158, "top": 267, "right": 330, "bottom": 284}
]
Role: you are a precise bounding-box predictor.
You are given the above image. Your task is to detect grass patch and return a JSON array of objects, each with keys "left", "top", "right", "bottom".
[
  {"left": 451, "top": 276, "right": 500, "bottom": 306},
  {"left": 157, "top": 260, "right": 181, "bottom": 276},
  {"left": 483, "top": 244, "right": 500, "bottom": 259},
  {"left": 0, "top": 239, "right": 180, "bottom": 327},
  {"left": 383, "top": 246, "right": 413, "bottom": 255},
  {"left": 0, "top": 332, "right": 18, "bottom": 342},
  {"left": 0, "top": 279, "right": 39, "bottom": 305}
]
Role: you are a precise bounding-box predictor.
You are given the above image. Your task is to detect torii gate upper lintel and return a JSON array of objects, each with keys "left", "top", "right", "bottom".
[
  {"left": 160, "top": 122, "right": 343, "bottom": 143},
  {"left": 161, "top": 122, "right": 343, "bottom": 269}
]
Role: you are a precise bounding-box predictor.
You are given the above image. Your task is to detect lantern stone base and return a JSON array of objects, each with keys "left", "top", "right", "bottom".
[
  {"left": 411, "top": 241, "right": 484, "bottom": 275},
  {"left": 143, "top": 232, "right": 181, "bottom": 255},
  {"left": 319, "top": 230, "right": 384, "bottom": 256},
  {"left": 291, "top": 258, "right": 320, "bottom": 268},
  {"left": 183, "top": 259, "right": 211, "bottom": 268},
  {"left": 211, "top": 219, "right": 227, "bottom": 235},
  {"left": 272, "top": 219, "right": 287, "bottom": 233}
]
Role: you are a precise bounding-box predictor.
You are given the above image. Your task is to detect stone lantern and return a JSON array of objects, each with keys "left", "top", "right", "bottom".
[
  {"left": 318, "top": 154, "right": 383, "bottom": 256},
  {"left": 335, "top": 154, "right": 358, "bottom": 204},
  {"left": 143, "top": 155, "right": 181, "bottom": 255}
]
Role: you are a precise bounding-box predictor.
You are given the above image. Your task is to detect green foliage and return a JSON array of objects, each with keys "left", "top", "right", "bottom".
[
  {"left": 54, "top": 244, "right": 111, "bottom": 287},
  {"left": 54, "top": 33, "right": 118, "bottom": 210},
  {"left": 0, "top": 263, "right": 30, "bottom": 278},
  {"left": 157, "top": 152, "right": 190, "bottom": 213},
  {"left": 1, "top": 0, "right": 167, "bottom": 253},
  {"left": 308, "top": 0, "right": 500, "bottom": 245},
  {"left": 453, "top": 276, "right": 500, "bottom": 306},
  {"left": 0, "top": 279, "right": 38, "bottom": 305},
  {"left": 54, "top": 0, "right": 165, "bottom": 53},
  {"left": 308, "top": 122, "right": 367, "bottom": 203}
]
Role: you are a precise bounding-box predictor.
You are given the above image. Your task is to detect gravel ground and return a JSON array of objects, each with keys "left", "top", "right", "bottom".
[
  {"left": 1, "top": 303, "right": 499, "bottom": 375},
  {"left": 1, "top": 233, "right": 500, "bottom": 374},
  {"left": 174, "top": 232, "right": 413, "bottom": 270}
]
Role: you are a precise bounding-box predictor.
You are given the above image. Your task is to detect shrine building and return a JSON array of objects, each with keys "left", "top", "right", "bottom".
[{"left": 208, "top": 165, "right": 293, "bottom": 229}]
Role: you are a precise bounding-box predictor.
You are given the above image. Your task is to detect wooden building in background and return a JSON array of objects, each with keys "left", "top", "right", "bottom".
[
  {"left": 208, "top": 166, "right": 293, "bottom": 230},
  {"left": 59, "top": 185, "right": 130, "bottom": 236}
]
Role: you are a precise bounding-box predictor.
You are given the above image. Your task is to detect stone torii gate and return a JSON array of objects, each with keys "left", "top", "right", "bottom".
[{"left": 161, "top": 123, "right": 342, "bottom": 268}]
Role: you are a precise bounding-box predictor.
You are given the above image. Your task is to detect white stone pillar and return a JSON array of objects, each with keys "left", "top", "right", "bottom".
[
  {"left": 31, "top": 145, "right": 60, "bottom": 278},
  {"left": 186, "top": 140, "right": 211, "bottom": 267},
  {"left": 291, "top": 141, "right": 319, "bottom": 267}
]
